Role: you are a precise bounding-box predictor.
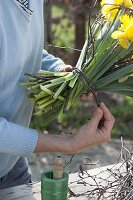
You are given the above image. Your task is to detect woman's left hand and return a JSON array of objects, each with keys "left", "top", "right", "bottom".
[{"left": 59, "top": 65, "right": 73, "bottom": 72}]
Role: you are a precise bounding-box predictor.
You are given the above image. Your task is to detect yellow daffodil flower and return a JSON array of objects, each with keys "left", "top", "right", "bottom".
[
  {"left": 111, "top": 14, "right": 133, "bottom": 48},
  {"left": 125, "top": 22, "right": 133, "bottom": 41},
  {"left": 119, "top": 37, "right": 130, "bottom": 48},
  {"left": 120, "top": 15, "right": 133, "bottom": 29},
  {"left": 114, "top": 0, "right": 124, "bottom": 4},
  {"left": 101, "top": 0, "right": 119, "bottom": 20},
  {"left": 120, "top": 15, "right": 133, "bottom": 41},
  {"left": 101, "top": 6, "right": 118, "bottom": 21},
  {"left": 112, "top": 30, "right": 130, "bottom": 48},
  {"left": 101, "top": 0, "right": 133, "bottom": 7},
  {"left": 101, "top": 0, "right": 133, "bottom": 20},
  {"left": 114, "top": 0, "right": 133, "bottom": 8}
]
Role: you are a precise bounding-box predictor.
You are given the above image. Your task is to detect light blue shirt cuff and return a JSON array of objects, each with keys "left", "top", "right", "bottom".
[{"left": 41, "top": 49, "right": 66, "bottom": 72}]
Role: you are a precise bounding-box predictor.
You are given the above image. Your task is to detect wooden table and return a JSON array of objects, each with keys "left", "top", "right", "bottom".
[{"left": 0, "top": 163, "right": 125, "bottom": 200}]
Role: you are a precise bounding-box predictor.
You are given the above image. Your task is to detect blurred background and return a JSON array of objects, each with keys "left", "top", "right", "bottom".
[{"left": 28, "top": 0, "right": 133, "bottom": 181}]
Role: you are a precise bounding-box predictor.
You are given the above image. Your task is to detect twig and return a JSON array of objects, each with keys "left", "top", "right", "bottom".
[
  {"left": 44, "top": 41, "right": 82, "bottom": 52},
  {"left": 68, "top": 138, "right": 133, "bottom": 199}
]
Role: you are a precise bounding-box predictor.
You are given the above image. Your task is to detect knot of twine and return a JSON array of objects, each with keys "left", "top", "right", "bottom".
[{"left": 72, "top": 68, "right": 101, "bottom": 107}]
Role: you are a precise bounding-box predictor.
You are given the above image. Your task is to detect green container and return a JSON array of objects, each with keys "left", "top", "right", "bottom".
[{"left": 41, "top": 170, "right": 69, "bottom": 200}]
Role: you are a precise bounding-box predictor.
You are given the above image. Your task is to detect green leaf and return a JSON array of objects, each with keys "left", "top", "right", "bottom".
[
  {"left": 95, "top": 64, "right": 133, "bottom": 88},
  {"left": 118, "top": 76, "right": 129, "bottom": 83}
]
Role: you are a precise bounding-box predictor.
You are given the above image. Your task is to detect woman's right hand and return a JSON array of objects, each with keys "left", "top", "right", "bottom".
[
  {"left": 34, "top": 103, "right": 115, "bottom": 154},
  {"left": 70, "top": 102, "right": 115, "bottom": 153}
]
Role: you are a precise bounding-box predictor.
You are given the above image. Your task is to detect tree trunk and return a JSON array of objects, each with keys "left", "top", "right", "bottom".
[
  {"left": 44, "top": 0, "right": 52, "bottom": 44},
  {"left": 69, "top": 1, "right": 87, "bottom": 66},
  {"left": 74, "top": 16, "right": 86, "bottom": 66}
]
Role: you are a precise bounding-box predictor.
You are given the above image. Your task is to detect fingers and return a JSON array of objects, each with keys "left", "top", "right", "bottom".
[
  {"left": 79, "top": 92, "right": 94, "bottom": 101},
  {"left": 89, "top": 107, "right": 103, "bottom": 128},
  {"left": 59, "top": 65, "right": 73, "bottom": 72},
  {"left": 100, "top": 102, "right": 115, "bottom": 132}
]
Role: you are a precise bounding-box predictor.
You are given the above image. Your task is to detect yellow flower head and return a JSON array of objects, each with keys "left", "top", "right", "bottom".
[
  {"left": 101, "top": 0, "right": 105, "bottom": 6},
  {"left": 111, "top": 30, "right": 130, "bottom": 48},
  {"left": 120, "top": 14, "right": 133, "bottom": 28},
  {"left": 125, "top": 22, "right": 133, "bottom": 41},
  {"left": 114, "top": 0, "right": 124, "bottom": 4},
  {"left": 120, "top": 15, "right": 133, "bottom": 41},
  {"left": 101, "top": 0, "right": 133, "bottom": 20},
  {"left": 111, "top": 14, "right": 133, "bottom": 48},
  {"left": 101, "top": 0, "right": 119, "bottom": 20},
  {"left": 114, "top": 0, "right": 133, "bottom": 8}
]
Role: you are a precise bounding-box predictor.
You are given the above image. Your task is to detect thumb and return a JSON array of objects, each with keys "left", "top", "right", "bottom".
[{"left": 90, "top": 107, "right": 103, "bottom": 127}]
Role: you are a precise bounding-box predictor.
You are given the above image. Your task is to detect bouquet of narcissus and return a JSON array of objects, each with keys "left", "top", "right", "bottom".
[{"left": 22, "top": 0, "right": 133, "bottom": 125}]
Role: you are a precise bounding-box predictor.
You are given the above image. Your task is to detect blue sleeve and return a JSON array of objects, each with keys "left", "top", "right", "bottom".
[
  {"left": 41, "top": 49, "right": 66, "bottom": 72},
  {"left": 0, "top": 117, "right": 38, "bottom": 156}
]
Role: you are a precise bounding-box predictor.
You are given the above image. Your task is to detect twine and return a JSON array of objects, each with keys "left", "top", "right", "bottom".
[
  {"left": 72, "top": 68, "right": 101, "bottom": 107},
  {"left": 41, "top": 170, "right": 68, "bottom": 200}
]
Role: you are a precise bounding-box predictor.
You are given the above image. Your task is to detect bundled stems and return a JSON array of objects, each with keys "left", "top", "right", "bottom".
[{"left": 21, "top": 1, "right": 133, "bottom": 125}]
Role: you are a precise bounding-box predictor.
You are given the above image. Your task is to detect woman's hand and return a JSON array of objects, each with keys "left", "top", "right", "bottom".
[
  {"left": 35, "top": 103, "right": 115, "bottom": 154},
  {"left": 79, "top": 92, "right": 94, "bottom": 101},
  {"left": 70, "top": 102, "right": 115, "bottom": 153},
  {"left": 59, "top": 65, "right": 73, "bottom": 72}
]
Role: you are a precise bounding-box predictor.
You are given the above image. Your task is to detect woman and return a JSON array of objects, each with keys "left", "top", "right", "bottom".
[{"left": 0, "top": 0, "right": 115, "bottom": 189}]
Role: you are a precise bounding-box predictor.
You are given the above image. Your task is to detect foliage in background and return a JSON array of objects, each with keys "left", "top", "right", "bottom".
[
  {"left": 111, "top": 96, "right": 133, "bottom": 139},
  {"left": 52, "top": 5, "right": 75, "bottom": 48}
]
